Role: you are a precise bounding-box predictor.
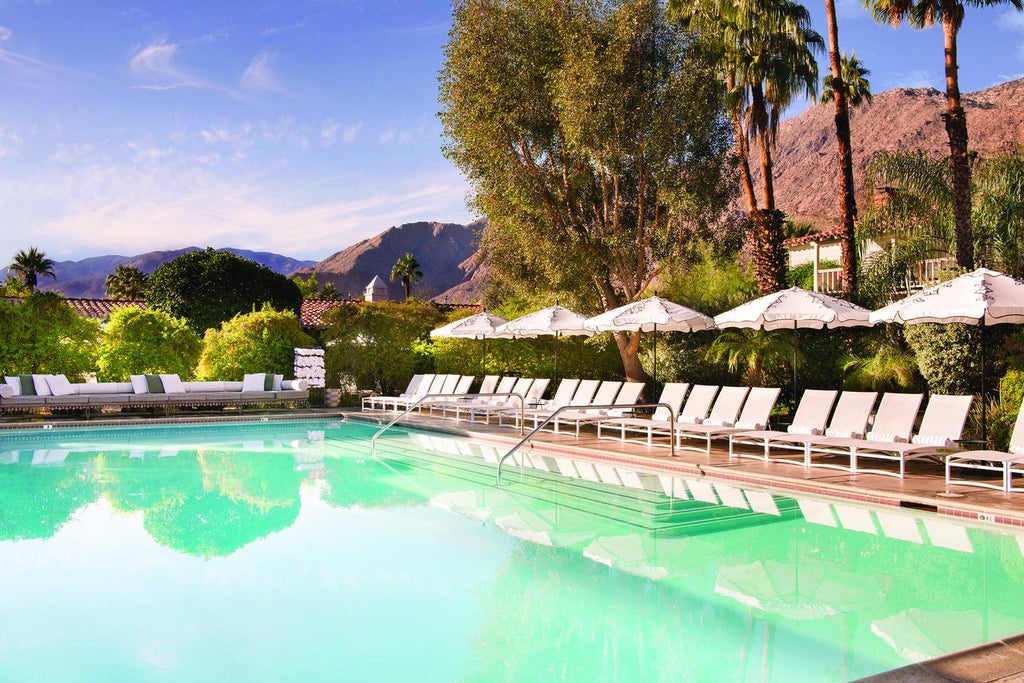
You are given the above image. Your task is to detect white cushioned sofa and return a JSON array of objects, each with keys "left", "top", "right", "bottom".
[{"left": 1, "top": 373, "right": 309, "bottom": 412}]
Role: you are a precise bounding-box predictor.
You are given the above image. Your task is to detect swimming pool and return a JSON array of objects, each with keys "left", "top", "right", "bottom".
[{"left": 1, "top": 418, "right": 1022, "bottom": 682}]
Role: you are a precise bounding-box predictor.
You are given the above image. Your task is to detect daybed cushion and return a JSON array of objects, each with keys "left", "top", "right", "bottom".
[
  {"left": 31, "top": 375, "right": 52, "bottom": 396},
  {"left": 77, "top": 382, "right": 134, "bottom": 395},
  {"left": 45, "top": 374, "right": 76, "bottom": 397},
  {"left": 130, "top": 375, "right": 149, "bottom": 394},
  {"left": 242, "top": 373, "right": 270, "bottom": 392},
  {"left": 4, "top": 376, "right": 23, "bottom": 395},
  {"left": 159, "top": 374, "right": 186, "bottom": 394},
  {"left": 0, "top": 384, "right": 14, "bottom": 399}
]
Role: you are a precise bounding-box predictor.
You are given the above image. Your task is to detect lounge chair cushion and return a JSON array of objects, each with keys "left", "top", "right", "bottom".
[
  {"left": 273, "top": 374, "right": 283, "bottom": 391},
  {"left": 911, "top": 434, "right": 955, "bottom": 448},
  {"left": 159, "top": 374, "right": 186, "bottom": 394},
  {"left": 788, "top": 424, "right": 822, "bottom": 435},
  {"left": 825, "top": 428, "right": 861, "bottom": 439},
  {"left": 5, "top": 376, "right": 27, "bottom": 396},
  {"left": 45, "top": 374, "right": 76, "bottom": 397},
  {"left": 29, "top": 375, "right": 51, "bottom": 396},
  {"left": 130, "top": 375, "right": 150, "bottom": 394},
  {"left": 866, "top": 431, "right": 908, "bottom": 443},
  {"left": 145, "top": 374, "right": 165, "bottom": 394}
]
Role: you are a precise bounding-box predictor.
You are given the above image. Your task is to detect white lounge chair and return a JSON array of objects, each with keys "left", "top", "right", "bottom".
[
  {"left": 547, "top": 380, "right": 623, "bottom": 433},
  {"left": 802, "top": 392, "right": 924, "bottom": 472},
  {"left": 434, "top": 375, "right": 500, "bottom": 419},
  {"left": 729, "top": 388, "right": 839, "bottom": 461},
  {"left": 596, "top": 382, "right": 689, "bottom": 445},
  {"left": 362, "top": 374, "right": 426, "bottom": 411},
  {"left": 674, "top": 387, "right": 781, "bottom": 454},
  {"left": 674, "top": 386, "right": 750, "bottom": 452},
  {"left": 550, "top": 382, "right": 645, "bottom": 437},
  {"left": 459, "top": 377, "right": 536, "bottom": 424},
  {"left": 387, "top": 373, "right": 444, "bottom": 411},
  {"left": 946, "top": 398, "right": 1024, "bottom": 492},
  {"left": 850, "top": 394, "right": 973, "bottom": 478},
  {"left": 519, "top": 379, "right": 601, "bottom": 429},
  {"left": 758, "top": 391, "right": 878, "bottom": 467}
]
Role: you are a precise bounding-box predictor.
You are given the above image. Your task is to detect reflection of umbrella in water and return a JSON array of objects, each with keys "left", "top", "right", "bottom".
[
  {"left": 582, "top": 533, "right": 713, "bottom": 581},
  {"left": 584, "top": 295, "right": 715, "bottom": 381},
  {"left": 714, "top": 287, "right": 873, "bottom": 400},
  {"left": 495, "top": 305, "right": 594, "bottom": 384},
  {"left": 871, "top": 608, "right": 1024, "bottom": 662},
  {"left": 870, "top": 268, "right": 1024, "bottom": 441},
  {"left": 715, "top": 559, "right": 879, "bottom": 621},
  {"left": 430, "top": 311, "right": 509, "bottom": 371},
  {"left": 495, "top": 506, "right": 617, "bottom": 548},
  {"left": 429, "top": 488, "right": 527, "bottom": 523}
]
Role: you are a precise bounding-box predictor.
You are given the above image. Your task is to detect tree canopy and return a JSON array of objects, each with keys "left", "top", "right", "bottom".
[
  {"left": 439, "top": 0, "right": 735, "bottom": 380},
  {"left": 104, "top": 265, "right": 148, "bottom": 300},
  {"left": 195, "top": 305, "right": 315, "bottom": 381},
  {"left": 8, "top": 247, "right": 56, "bottom": 293},
  {"left": 0, "top": 292, "right": 99, "bottom": 379},
  {"left": 94, "top": 306, "right": 202, "bottom": 381},
  {"left": 145, "top": 248, "right": 303, "bottom": 333}
]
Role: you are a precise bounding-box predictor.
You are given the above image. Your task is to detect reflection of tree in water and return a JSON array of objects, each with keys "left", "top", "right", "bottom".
[
  {"left": 0, "top": 457, "right": 99, "bottom": 541},
  {"left": 320, "top": 455, "right": 429, "bottom": 509},
  {"left": 98, "top": 449, "right": 305, "bottom": 559}
]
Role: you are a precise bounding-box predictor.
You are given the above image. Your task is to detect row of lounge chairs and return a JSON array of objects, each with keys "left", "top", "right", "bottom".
[{"left": 363, "top": 374, "right": 1024, "bottom": 485}]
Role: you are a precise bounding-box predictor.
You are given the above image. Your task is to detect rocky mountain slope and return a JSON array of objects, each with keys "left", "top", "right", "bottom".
[
  {"left": 295, "top": 220, "right": 484, "bottom": 301},
  {"left": 766, "top": 78, "right": 1024, "bottom": 226}
]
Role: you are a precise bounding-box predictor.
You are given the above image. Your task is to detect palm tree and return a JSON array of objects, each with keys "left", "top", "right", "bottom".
[
  {"left": 390, "top": 253, "right": 423, "bottom": 300},
  {"left": 104, "top": 265, "right": 148, "bottom": 300},
  {"left": 8, "top": 246, "right": 56, "bottom": 292},
  {"left": 671, "top": 0, "right": 824, "bottom": 294},
  {"left": 820, "top": 53, "right": 872, "bottom": 106},
  {"left": 864, "top": 0, "right": 1023, "bottom": 272},
  {"left": 707, "top": 328, "right": 798, "bottom": 386}
]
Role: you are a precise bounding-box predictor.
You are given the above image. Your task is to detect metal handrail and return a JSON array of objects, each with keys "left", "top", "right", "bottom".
[
  {"left": 370, "top": 392, "right": 527, "bottom": 456},
  {"left": 496, "top": 402, "right": 676, "bottom": 486}
]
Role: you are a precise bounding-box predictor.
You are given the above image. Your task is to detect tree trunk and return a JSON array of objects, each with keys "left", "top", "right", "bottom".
[
  {"left": 825, "top": 0, "right": 858, "bottom": 295},
  {"left": 728, "top": 75, "right": 758, "bottom": 213},
  {"left": 613, "top": 330, "right": 650, "bottom": 385},
  {"left": 942, "top": 17, "right": 974, "bottom": 270},
  {"left": 749, "top": 209, "right": 788, "bottom": 294}
]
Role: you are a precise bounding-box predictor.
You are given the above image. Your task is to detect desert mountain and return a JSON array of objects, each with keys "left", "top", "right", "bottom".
[
  {"left": 766, "top": 78, "right": 1024, "bottom": 226},
  {"left": 4, "top": 248, "right": 316, "bottom": 299},
  {"left": 297, "top": 220, "right": 484, "bottom": 301}
]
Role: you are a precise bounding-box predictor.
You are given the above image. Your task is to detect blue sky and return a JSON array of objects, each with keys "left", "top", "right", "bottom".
[{"left": 0, "top": 0, "right": 1021, "bottom": 263}]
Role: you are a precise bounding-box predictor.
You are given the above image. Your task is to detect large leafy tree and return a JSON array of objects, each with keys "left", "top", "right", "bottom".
[
  {"left": 865, "top": 0, "right": 1024, "bottom": 272},
  {"left": 145, "top": 248, "right": 303, "bottom": 333},
  {"left": 95, "top": 306, "right": 201, "bottom": 381},
  {"left": 440, "top": 0, "right": 735, "bottom": 381},
  {"left": 7, "top": 246, "right": 56, "bottom": 293},
  {"left": 390, "top": 253, "right": 424, "bottom": 300},
  {"left": 104, "top": 264, "right": 148, "bottom": 300},
  {"left": 671, "top": 0, "right": 824, "bottom": 295}
]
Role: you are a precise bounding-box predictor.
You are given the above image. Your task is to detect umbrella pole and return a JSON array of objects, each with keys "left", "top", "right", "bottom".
[
  {"left": 792, "top": 324, "right": 799, "bottom": 403},
  {"left": 982, "top": 321, "right": 987, "bottom": 445},
  {"left": 653, "top": 323, "right": 658, "bottom": 383},
  {"left": 554, "top": 332, "right": 560, "bottom": 386}
]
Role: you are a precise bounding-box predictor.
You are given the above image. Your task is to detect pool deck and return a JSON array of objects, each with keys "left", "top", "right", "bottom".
[{"left": 4, "top": 406, "right": 1024, "bottom": 680}]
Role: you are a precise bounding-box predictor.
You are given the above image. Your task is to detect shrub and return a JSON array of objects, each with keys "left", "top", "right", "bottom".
[
  {"left": 0, "top": 292, "right": 99, "bottom": 379},
  {"left": 786, "top": 260, "right": 840, "bottom": 289},
  {"left": 903, "top": 323, "right": 982, "bottom": 396},
  {"left": 195, "top": 306, "right": 315, "bottom": 380},
  {"left": 322, "top": 300, "right": 445, "bottom": 394},
  {"left": 95, "top": 306, "right": 201, "bottom": 381}
]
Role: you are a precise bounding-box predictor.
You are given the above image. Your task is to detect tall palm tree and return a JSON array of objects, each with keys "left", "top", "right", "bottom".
[
  {"left": 8, "top": 246, "right": 56, "bottom": 292},
  {"left": 390, "top": 252, "right": 423, "bottom": 300},
  {"left": 865, "top": 0, "right": 1023, "bottom": 271},
  {"left": 672, "top": 0, "right": 824, "bottom": 294},
  {"left": 104, "top": 264, "right": 148, "bottom": 300}
]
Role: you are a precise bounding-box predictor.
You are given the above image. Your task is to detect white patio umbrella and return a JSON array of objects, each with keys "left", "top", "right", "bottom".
[
  {"left": 584, "top": 295, "right": 716, "bottom": 381},
  {"left": 714, "top": 287, "right": 873, "bottom": 399},
  {"left": 495, "top": 305, "right": 594, "bottom": 384},
  {"left": 430, "top": 311, "right": 510, "bottom": 371},
  {"left": 869, "top": 268, "right": 1024, "bottom": 440}
]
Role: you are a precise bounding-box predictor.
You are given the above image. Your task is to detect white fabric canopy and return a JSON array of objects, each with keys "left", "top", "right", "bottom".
[
  {"left": 430, "top": 312, "right": 510, "bottom": 339},
  {"left": 715, "top": 287, "right": 873, "bottom": 331},
  {"left": 869, "top": 268, "right": 1024, "bottom": 325},
  {"left": 495, "top": 305, "right": 594, "bottom": 338},
  {"left": 584, "top": 295, "right": 715, "bottom": 333}
]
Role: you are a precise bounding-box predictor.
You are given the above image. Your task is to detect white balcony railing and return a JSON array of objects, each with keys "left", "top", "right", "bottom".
[{"left": 813, "top": 257, "right": 957, "bottom": 295}]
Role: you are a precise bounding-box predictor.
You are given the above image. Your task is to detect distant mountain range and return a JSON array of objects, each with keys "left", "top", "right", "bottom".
[
  {"left": 3, "top": 248, "right": 318, "bottom": 299},
  {"left": 9, "top": 79, "right": 1022, "bottom": 304}
]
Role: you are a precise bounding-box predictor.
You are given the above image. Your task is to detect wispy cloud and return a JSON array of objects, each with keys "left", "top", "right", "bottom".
[
  {"left": 240, "top": 51, "right": 280, "bottom": 91},
  {"left": 261, "top": 17, "right": 309, "bottom": 37},
  {"left": 319, "top": 119, "right": 362, "bottom": 146},
  {"left": 379, "top": 129, "right": 412, "bottom": 145},
  {"left": 0, "top": 26, "right": 12, "bottom": 41},
  {"left": 885, "top": 70, "right": 935, "bottom": 89},
  {"left": 129, "top": 40, "right": 204, "bottom": 90}
]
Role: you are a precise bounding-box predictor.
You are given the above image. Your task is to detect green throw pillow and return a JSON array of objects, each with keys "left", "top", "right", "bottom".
[
  {"left": 145, "top": 374, "right": 165, "bottom": 394},
  {"left": 264, "top": 373, "right": 275, "bottom": 391},
  {"left": 18, "top": 374, "right": 36, "bottom": 396}
]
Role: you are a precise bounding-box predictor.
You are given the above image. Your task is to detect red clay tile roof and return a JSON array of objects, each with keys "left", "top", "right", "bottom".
[
  {"left": 64, "top": 298, "right": 146, "bottom": 320},
  {"left": 300, "top": 298, "right": 361, "bottom": 327},
  {"left": 783, "top": 226, "right": 846, "bottom": 247}
]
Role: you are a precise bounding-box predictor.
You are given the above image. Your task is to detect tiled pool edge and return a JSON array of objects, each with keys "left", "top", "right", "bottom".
[{"left": 853, "top": 633, "right": 1024, "bottom": 682}]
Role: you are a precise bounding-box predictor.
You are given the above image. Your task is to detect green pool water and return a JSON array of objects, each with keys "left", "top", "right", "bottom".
[{"left": 1, "top": 418, "right": 1023, "bottom": 682}]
